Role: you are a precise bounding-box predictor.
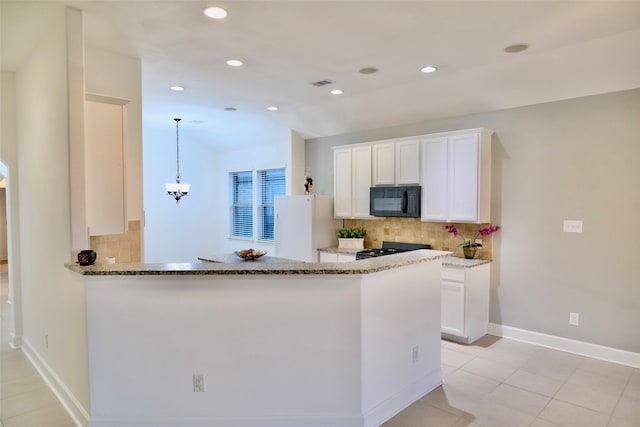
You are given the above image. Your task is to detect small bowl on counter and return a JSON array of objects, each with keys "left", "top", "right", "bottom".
[{"left": 234, "top": 249, "right": 267, "bottom": 261}]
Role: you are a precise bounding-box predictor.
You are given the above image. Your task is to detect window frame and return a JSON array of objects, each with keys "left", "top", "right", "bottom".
[{"left": 228, "top": 167, "right": 286, "bottom": 242}]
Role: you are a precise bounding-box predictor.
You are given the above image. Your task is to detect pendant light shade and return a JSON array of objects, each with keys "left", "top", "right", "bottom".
[{"left": 165, "top": 118, "right": 190, "bottom": 203}]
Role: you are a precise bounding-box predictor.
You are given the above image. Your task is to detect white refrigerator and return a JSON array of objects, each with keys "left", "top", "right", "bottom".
[{"left": 274, "top": 195, "right": 340, "bottom": 262}]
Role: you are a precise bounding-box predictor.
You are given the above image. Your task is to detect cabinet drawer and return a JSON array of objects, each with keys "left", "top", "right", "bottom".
[{"left": 442, "top": 268, "right": 465, "bottom": 282}]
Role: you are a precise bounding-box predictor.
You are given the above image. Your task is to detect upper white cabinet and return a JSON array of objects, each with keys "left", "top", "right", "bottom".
[
  {"left": 372, "top": 140, "right": 420, "bottom": 186},
  {"left": 85, "top": 95, "right": 129, "bottom": 235},
  {"left": 333, "top": 145, "right": 372, "bottom": 218},
  {"left": 420, "top": 129, "right": 492, "bottom": 223},
  {"left": 395, "top": 140, "right": 420, "bottom": 185},
  {"left": 372, "top": 143, "right": 395, "bottom": 185}
]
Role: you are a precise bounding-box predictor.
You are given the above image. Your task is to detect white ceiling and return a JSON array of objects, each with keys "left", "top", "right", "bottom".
[{"left": 3, "top": 1, "right": 640, "bottom": 146}]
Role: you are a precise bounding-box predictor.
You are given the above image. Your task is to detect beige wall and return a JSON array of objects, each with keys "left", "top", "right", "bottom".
[
  {"left": 307, "top": 89, "right": 640, "bottom": 353},
  {"left": 12, "top": 6, "right": 91, "bottom": 413}
]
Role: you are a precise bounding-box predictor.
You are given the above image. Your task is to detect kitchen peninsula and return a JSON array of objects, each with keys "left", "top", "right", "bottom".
[{"left": 67, "top": 250, "right": 449, "bottom": 427}]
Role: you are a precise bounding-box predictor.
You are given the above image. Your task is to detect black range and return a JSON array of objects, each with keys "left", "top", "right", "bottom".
[{"left": 356, "top": 241, "right": 432, "bottom": 260}]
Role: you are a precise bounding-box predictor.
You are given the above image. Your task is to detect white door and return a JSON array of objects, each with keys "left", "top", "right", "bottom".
[
  {"left": 421, "top": 137, "right": 448, "bottom": 221},
  {"left": 333, "top": 148, "right": 352, "bottom": 217},
  {"left": 395, "top": 140, "right": 420, "bottom": 185},
  {"left": 441, "top": 280, "right": 466, "bottom": 337},
  {"left": 275, "top": 196, "right": 313, "bottom": 261},
  {"left": 85, "top": 100, "right": 126, "bottom": 235},
  {"left": 372, "top": 143, "right": 395, "bottom": 185},
  {"left": 352, "top": 146, "right": 372, "bottom": 218},
  {"left": 449, "top": 133, "right": 480, "bottom": 222}
]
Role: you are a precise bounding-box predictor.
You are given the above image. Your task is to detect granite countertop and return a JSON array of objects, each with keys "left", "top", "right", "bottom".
[
  {"left": 65, "top": 250, "right": 452, "bottom": 276},
  {"left": 442, "top": 257, "right": 492, "bottom": 268},
  {"left": 317, "top": 247, "right": 360, "bottom": 255}
]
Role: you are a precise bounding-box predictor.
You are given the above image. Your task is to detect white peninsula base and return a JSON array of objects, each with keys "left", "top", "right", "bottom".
[{"left": 73, "top": 253, "right": 445, "bottom": 427}]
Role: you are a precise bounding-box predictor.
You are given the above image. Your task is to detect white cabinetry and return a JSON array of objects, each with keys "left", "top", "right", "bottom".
[
  {"left": 332, "top": 145, "right": 372, "bottom": 218},
  {"left": 318, "top": 251, "right": 356, "bottom": 263},
  {"left": 85, "top": 95, "right": 129, "bottom": 235},
  {"left": 372, "top": 140, "right": 420, "bottom": 186},
  {"left": 441, "top": 263, "right": 490, "bottom": 344},
  {"left": 395, "top": 140, "right": 420, "bottom": 184},
  {"left": 372, "top": 143, "right": 395, "bottom": 185},
  {"left": 421, "top": 129, "right": 492, "bottom": 223}
]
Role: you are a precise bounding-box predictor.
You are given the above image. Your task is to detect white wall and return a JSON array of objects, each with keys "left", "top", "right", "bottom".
[
  {"left": 143, "top": 122, "right": 220, "bottom": 262},
  {"left": 306, "top": 89, "right": 640, "bottom": 354},
  {"left": 143, "top": 122, "right": 294, "bottom": 262},
  {"left": 13, "top": 5, "right": 90, "bottom": 415},
  {"left": 0, "top": 188, "right": 7, "bottom": 260},
  {"left": 216, "top": 137, "right": 290, "bottom": 255},
  {"left": 85, "top": 46, "right": 143, "bottom": 223}
]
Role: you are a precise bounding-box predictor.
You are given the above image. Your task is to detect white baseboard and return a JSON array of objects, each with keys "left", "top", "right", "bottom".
[
  {"left": 21, "top": 338, "right": 89, "bottom": 427},
  {"left": 9, "top": 332, "right": 22, "bottom": 349},
  {"left": 488, "top": 323, "right": 640, "bottom": 368},
  {"left": 87, "top": 416, "right": 364, "bottom": 427},
  {"left": 363, "top": 368, "right": 443, "bottom": 427}
]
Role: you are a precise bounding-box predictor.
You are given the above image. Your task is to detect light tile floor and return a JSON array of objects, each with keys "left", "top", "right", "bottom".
[
  {"left": 383, "top": 336, "right": 640, "bottom": 427},
  {"left": 1, "top": 262, "right": 639, "bottom": 427}
]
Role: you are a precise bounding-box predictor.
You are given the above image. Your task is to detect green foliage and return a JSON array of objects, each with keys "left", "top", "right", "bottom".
[{"left": 336, "top": 227, "right": 367, "bottom": 238}]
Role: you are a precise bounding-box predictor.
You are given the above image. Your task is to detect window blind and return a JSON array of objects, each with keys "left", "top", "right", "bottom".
[
  {"left": 258, "top": 168, "right": 285, "bottom": 240},
  {"left": 230, "top": 171, "right": 253, "bottom": 238}
]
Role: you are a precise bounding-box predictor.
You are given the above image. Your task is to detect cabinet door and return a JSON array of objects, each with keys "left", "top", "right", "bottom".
[
  {"left": 352, "top": 145, "right": 372, "bottom": 218},
  {"left": 319, "top": 251, "right": 338, "bottom": 262},
  {"left": 336, "top": 253, "right": 356, "bottom": 262},
  {"left": 372, "top": 143, "right": 395, "bottom": 185},
  {"left": 421, "top": 137, "right": 448, "bottom": 221},
  {"left": 85, "top": 100, "right": 126, "bottom": 235},
  {"left": 441, "top": 280, "right": 466, "bottom": 337},
  {"left": 333, "top": 148, "right": 352, "bottom": 217},
  {"left": 449, "top": 133, "right": 480, "bottom": 222},
  {"left": 395, "top": 140, "right": 420, "bottom": 185}
]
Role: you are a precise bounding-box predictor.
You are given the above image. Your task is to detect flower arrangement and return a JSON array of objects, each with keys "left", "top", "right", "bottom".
[{"left": 445, "top": 224, "right": 500, "bottom": 248}]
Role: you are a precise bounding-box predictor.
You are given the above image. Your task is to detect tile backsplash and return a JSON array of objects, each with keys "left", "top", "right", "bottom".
[
  {"left": 344, "top": 218, "right": 494, "bottom": 260},
  {"left": 89, "top": 220, "right": 142, "bottom": 263}
]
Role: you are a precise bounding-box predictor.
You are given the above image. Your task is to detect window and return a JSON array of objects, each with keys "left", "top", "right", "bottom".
[
  {"left": 229, "top": 168, "right": 285, "bottom": 241},
  {"left": 230, "top": 171, "right": 253, "bottom": 238},
  {"left": 258, "top": 168, "right": 285, "bottom": 240}
]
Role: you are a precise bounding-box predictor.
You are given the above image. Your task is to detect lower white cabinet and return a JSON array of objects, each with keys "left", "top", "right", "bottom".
[
  {"left": 441, "top": 262, "right": 490, "bottom": 344},
  {"left": 318, "top": 251, "right": 356, "bottom": 263}
]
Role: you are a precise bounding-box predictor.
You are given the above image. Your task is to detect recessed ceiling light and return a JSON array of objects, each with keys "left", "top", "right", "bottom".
[
  {"left": 359, "top": 67, "right": 378, "bottom": 75},
  {"left": 266, "top": 106, "right": 279, "bottom": 111},
  {"left": 203, "top": 6, "right": 227, "bottom": 19},
  {"left": 330, "top": 89, "right": 344, "bottom": 95},
  {"left": 504, "top": 43, "right": 530, "bottom": 53},
  {"left": 420, "top": 66, "right": 438, "bottom": 73},
  {"left": 226, "top": 59, "right": 243, "bottom": 67},
  {"left": 224, "top": 107, "right": 237, "bottom": 111},
  {"left": 170, "top": 85, "right": 185, "bottom": 91}
]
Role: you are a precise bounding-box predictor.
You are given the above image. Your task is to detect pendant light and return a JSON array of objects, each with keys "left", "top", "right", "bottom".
[{"left": 165, "top": 118, "right": 190, "bottom": 203}]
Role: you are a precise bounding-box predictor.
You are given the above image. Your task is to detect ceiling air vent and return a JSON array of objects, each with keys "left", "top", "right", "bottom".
[{"left": 310, "top": 79, "right": 335, "bottom": 87}]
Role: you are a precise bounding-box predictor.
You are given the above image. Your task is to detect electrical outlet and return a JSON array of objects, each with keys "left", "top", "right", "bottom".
[
  {"left": 569, "top": 312, "right": 580, "bottom": 326},
  {"left": 563, "top": 220, "right": 583, "bottom": 233},
  {"left": 193, "top": 374, "right": 205, "bottom": 392},
  {"left": 412, "top": 346, "right": 419, "bottom": 363}
]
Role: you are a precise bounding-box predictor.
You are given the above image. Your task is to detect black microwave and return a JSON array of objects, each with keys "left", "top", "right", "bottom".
[{"left": 370, "top": 186, "right": 421, "bottom": 218}]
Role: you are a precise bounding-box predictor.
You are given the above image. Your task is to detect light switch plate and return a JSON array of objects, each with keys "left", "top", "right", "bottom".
[{"left": 563, "top": 220, "right": 583, "bottom": 233}]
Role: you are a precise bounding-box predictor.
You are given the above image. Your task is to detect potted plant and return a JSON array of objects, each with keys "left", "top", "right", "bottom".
[
  {"left": 445, "top": 224, "right": 501, "bottom": 259},
  {"left": 336, "top": 227, "right": 367, "bottom": 250}
]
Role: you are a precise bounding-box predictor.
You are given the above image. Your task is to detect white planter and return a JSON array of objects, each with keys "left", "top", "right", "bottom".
[{"left": 338, "top": 238, "right": 364, "bottom": 250}]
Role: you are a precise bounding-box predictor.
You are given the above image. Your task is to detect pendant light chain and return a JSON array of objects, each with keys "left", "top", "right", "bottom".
[
  {"left": 165, "top": 117, "right": 190, "bottom": 203},
  {"left": 175, "top": 118, "right": 181, "bottom": 183}
]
